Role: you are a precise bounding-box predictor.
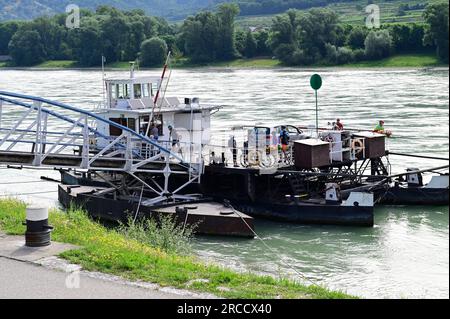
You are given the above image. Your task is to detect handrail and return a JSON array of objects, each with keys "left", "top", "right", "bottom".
[{"left": 0, "top": 91, "right": 189, "bottom": 167}]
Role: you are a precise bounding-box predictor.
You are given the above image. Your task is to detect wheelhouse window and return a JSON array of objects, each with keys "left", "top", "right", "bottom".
[
  {"left": 113, "top": 84, "right": 131, "bottom": 99},
  {"left": 109, "top": 118, "right": 137, "bottom": 136},
  {"left": 142, "top": 83, "right": 151, "bottom": 98},
  {"left": 134, "top": 84, "right": 142, "bottom": 99},
  {"left": 139, "top": 114, "right": 163, "bottom": 137}
]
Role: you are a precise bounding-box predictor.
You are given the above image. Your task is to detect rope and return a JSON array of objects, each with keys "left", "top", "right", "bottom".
[
  {"left": 133, "top": 184, "right": 145, "bottom": 223},
  {"left": 182, "top": 208, "right": 189, "bottom": 234},
  {"left": 224, "top": 200, "right": 318, "bottom": 287}
]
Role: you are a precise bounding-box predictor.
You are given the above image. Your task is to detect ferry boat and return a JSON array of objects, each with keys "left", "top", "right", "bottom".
[{"left": 56, "top": 62, "right": 380, "bottom": 228}]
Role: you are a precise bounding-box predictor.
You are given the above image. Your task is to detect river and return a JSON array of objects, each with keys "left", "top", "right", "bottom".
[{"left": 0, "top": 67, "right": 448, "bottom": 298}]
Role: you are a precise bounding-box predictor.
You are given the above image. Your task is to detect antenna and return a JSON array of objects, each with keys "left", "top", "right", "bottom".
[
  {"left": 130, "top": 61, "right": 136, "bottom": 79},
  {"left": 102, "top": 55, "right": 106, "bottom": 108}
]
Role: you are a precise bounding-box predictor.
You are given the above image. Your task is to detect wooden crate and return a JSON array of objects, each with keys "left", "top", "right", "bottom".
[
  {"left": 353, "top": 132, "right": 386, "bottom": 159},
  {"left": 294, "top": 139, "right": 330, "bottom": 169}
]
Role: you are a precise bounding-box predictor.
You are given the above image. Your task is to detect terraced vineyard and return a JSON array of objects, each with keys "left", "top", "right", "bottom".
[{"left": 236, "top": 0, "right": 443, "bottom": 28}]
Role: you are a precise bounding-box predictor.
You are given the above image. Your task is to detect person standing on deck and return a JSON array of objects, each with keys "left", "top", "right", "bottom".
[
  {"left": 374, "top": 120, "right": 392, "bottom": 137},
  {"left": 228, "top": 135, "right": 238, "bottom": 167},
  {"left": 279, "top": 126, "right": 290, "bottom": 163},
  {"left": 168, "top": 125, "right": 182, "bottom": 155},
  {"left": 335, "top": 118, "right": 344, "bottom": 131},
  {"left": 149, "top": 122, "right": 159, "bottom": 141},
  {"left": 374, "top": 120, "right": 385, "bottom": 133}
]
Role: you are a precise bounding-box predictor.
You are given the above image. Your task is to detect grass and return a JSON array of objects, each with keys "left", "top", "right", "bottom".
[
  {"left": 172, "top": 57, "right": 281, "bottom": 68},
  {"left": 341, "top": 53, "right": 444, "bottom": 68},
  {"left": 0, "top": 198, "right": 356, "bottom": 299},
  {"left": 34, "top": 60, "right": 79, "bottom": 68},
  {"left": 2, "top": 54, "right": 444, "bottom": 70}
]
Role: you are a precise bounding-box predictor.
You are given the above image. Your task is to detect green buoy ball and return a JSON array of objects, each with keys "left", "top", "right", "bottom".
[{"left": 310, "top": 74, "right": 322, "bottom": 90}]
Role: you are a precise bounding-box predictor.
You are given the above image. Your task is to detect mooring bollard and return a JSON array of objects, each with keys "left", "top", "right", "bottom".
[{"left": 23, "top": 206, "right": 54, "bottom": 247}]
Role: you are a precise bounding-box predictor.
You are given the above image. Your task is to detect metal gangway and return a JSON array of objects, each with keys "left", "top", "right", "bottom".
[{"left": 0, "top": 91, "right": 203, "bottom": 204}]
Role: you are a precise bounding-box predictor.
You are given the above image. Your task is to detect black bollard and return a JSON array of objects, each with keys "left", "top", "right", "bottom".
[{"left": 23, "top": 206, "right": 54, "bottom": 247}]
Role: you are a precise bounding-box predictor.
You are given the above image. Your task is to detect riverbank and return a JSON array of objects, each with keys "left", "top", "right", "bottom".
[
  {"left": 0, "top": 198, "right": 354, "bottom": 299},
  {"left": 0, "top": 53, "right": 446, "bottom": 70}
]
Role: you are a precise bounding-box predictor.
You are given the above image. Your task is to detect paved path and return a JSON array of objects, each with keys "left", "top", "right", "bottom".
[{"left": 0, "top": 257, "right": 187, "bottom": 299}]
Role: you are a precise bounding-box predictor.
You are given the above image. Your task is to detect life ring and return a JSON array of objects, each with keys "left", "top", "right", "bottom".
[
  {"left": 352, "top": 139, "right": 364, "bottom": 154},
  {"left": 324, "top": 134, "right": 334, "bottom": 143}
]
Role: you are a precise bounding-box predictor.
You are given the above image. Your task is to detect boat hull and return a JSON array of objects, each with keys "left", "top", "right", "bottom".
[
  {"left": 231, "top": 201, "right": 374, "bottom": 227},
  {"left": 58, "top": 184, "right": 255, "bottom": 238},
  {"left": 377, "top": 187, "right": 449, "bottom": 206}
]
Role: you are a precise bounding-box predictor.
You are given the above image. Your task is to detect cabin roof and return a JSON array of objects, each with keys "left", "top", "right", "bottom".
[
  {"left": 105, "top": 76, "right": 161, "bottom": 84},
  {"left": 96, "top": 104, "right": 222, "bottom": 116}
]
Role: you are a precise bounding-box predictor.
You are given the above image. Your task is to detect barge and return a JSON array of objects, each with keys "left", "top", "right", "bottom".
[{"left": 1, "top": 60, "right": 448, "bottom": 235}]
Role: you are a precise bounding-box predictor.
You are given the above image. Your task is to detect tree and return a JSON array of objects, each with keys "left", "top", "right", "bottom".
[
  {"left": 254, "top": 30, "right": 271, "bottom": 56},
  {"left": 216, "top": 3, "right": 240, "bottom": 60},
  {"left": 347, "top": 27, "right": 368, "bottom": 50},
  {"left": 423, "top": 2, "right": 449, "bottom": 63},
  {"left": 140, "top": 37, "right": 168, "bottom": 67},
  {"left": 364, "top": 30, "right": 393, "bottom": 60},
  {"left": 326, "top": 44, "right": 354, "bottom": 65},
  {"left": 244, "top": 30, "right": 257, "bottom": 58},
  {"left": 71, "top": 18, "right": 104, "bottom": 67},
  {"left": 8, "top": 29, "right": 46, "bottom": 66},
  {"left": 181, "top": 4, "right": 239, "bottom": 63},
  {"left": 100, "top": 8, "right": 130, "bottom": 62},
  {"left": 0, "top": 21, "right": 22, "bottom": 55},
  {"left": 234, "top": 29, "right": 247, "bottom": 56},
  {"left": 269, "top": 8, "right": 339, "bottom": 65},
  {"left": 124, "top": 20, "right": 145, "bottom": 61}
]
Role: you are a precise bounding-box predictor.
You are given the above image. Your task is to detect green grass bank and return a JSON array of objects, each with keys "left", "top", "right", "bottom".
[
  {"left": 0, "top": 198, "right": 356, "bottom": 299},
  {"left": 0, "top": 54, "right": 446, "bottom": 70}
]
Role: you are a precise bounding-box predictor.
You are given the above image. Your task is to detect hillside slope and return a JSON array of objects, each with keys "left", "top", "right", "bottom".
[
  {"left": 0, "top": 0, "right": 443, "bottom": 22},
  {"left": 0, "top": 0, "right": 222, "bottom": 21}
]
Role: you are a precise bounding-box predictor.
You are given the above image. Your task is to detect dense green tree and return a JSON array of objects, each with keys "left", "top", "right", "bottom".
[
  {"left": 181, "top": 4, "right": 239, "bottom": 63},
  {"left": 388, "top": 23, "right": 427, "bottom": 53},
  {"left": 73, "top": 19, "right": 104, "bottom": 66},
  {"left": 100, "top": 9, "right": 130, "bottom": 62},
  {"left": 364, "top": 29, "right": 393, "bottom": 60},
  {"left": 254, "top": 30, "right": 271, "bottom": 56},
  {"left": 0, "top": 21, "right": 22, "bottom": 55},
  {"left": 216, "top": 3, "right": 240, "bottom": 60},
  {"left": 346, "top": 27, "right": 368, "bottom": 50},
  {"left": 139, "top": 37, "right": 168, "bottom": 67},
  {"left": 124, "top": 20, "right": 145, "bottom": 61},
  {"left": 423, "top": 2, "right": 449, "bottom": 62},
  {"left": 234, "top": 29, "right": 247, "bottom": 57},
  {"left": 325, "top": 43, "right": 354, "bottom": 65},
  {"left": 8, "top": 29, "right": 46, "bottom": 66},
  {"left": 269, "top": 8, "right": 339, "bottom": 65},
  {"left": 244, "top": 30, "right": 257, "bottom": 58}
]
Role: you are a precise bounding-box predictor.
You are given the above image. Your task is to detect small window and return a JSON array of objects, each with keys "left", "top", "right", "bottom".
[
  {"left": 124, "top": 84, "right": 130, "bottom": 99},
  {"left": 116, "top": 84, "right": 124, "bottom": 99},
  {"left": 109, "top": 118, "right": 126, "bottom": 136},
  {"left": 127, "top": 118, "right": 136, "bottom": 131},
  {"left": 142, "top": 84, "right": 151, "bottom": 97},
  {"left": 134, "top": 84, "right": 142, "bottom": 99}
]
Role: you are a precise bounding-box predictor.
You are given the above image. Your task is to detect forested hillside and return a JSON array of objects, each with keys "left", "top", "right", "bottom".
[
  {"left": 0, "top": 2, "right": 448, "bottom": 67},
  {"left": 0, "top": 0, "right": 433, "bottom": 22},
  {"left": 0, "top": 0, "right": 222, "bottom": 21}
]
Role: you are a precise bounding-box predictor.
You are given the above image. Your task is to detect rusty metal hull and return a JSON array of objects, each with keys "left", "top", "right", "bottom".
[{"left": 58, "top": 185, "right": 255, "bottom": 238}]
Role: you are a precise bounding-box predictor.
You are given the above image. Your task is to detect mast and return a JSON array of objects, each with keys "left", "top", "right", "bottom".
[
  {"left": 101, "top": 55, "right": 106, "bottom": 108},
  {"left": 146, "top": 51, "right": 172, "bottom": 137},
  {"left": 153, "top": 51, "right": 171, "bottom": 107}
]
